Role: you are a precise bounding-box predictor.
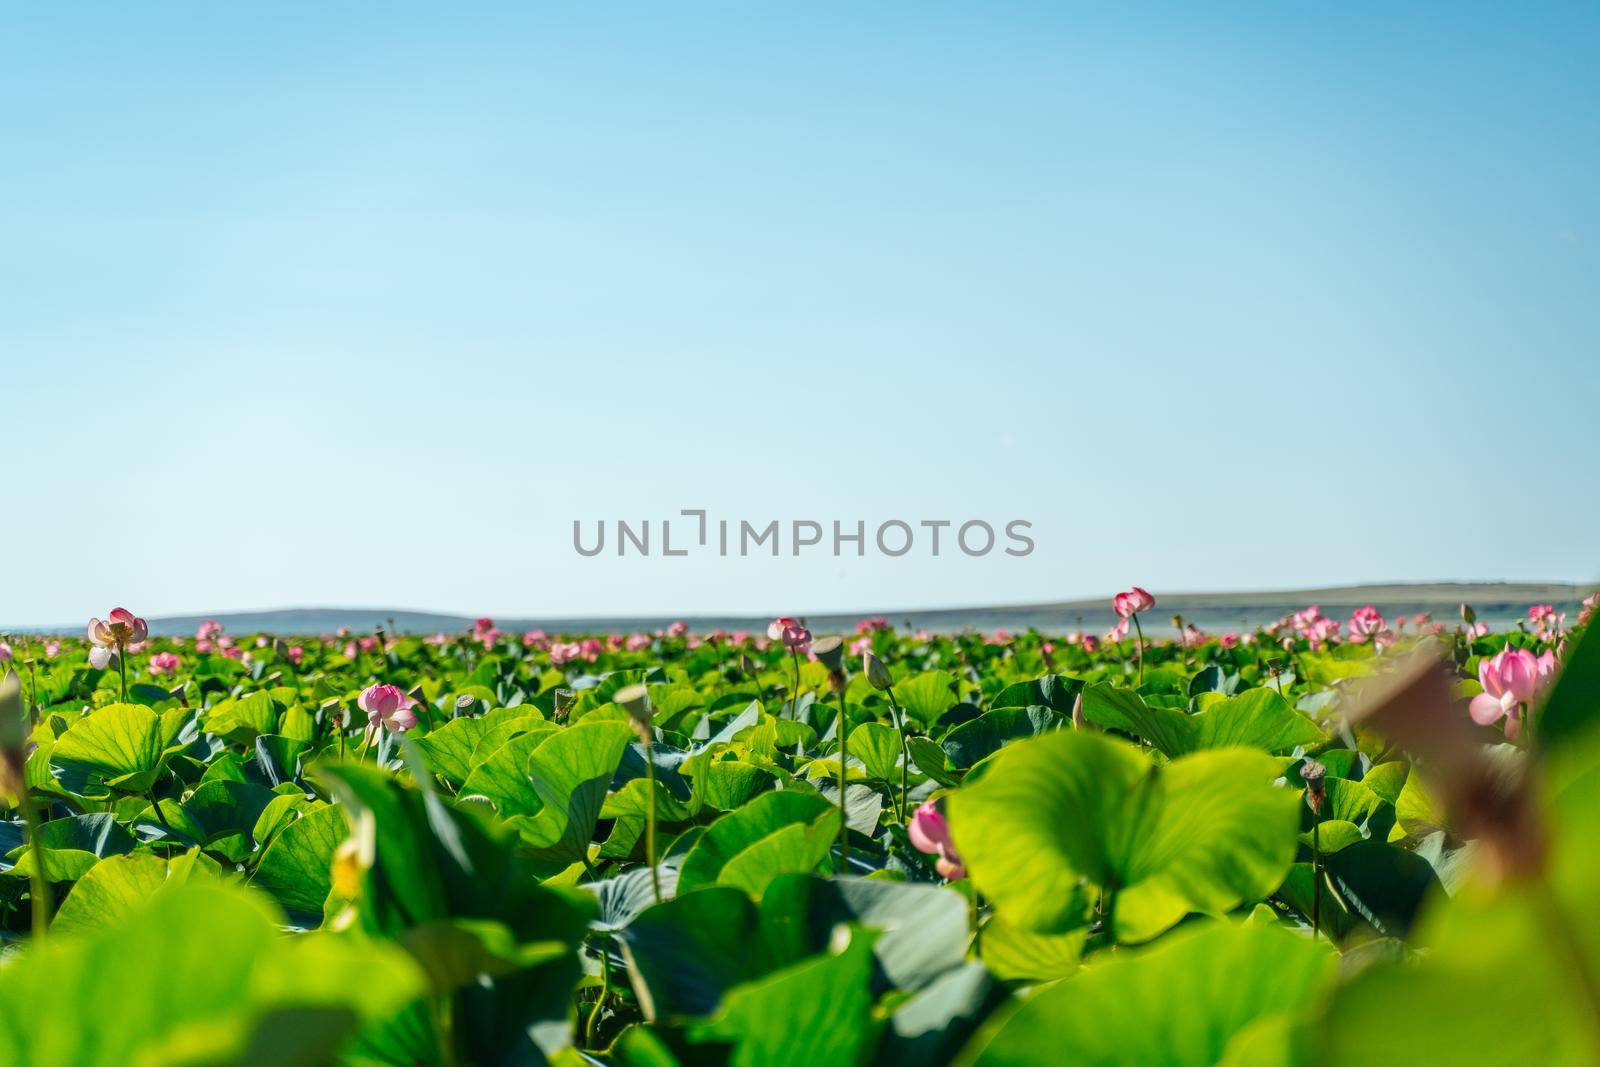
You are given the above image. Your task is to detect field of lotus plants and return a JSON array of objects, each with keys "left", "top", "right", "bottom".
[{"left": 0, "top": 589, "right": 1597, "bottom": 1065}]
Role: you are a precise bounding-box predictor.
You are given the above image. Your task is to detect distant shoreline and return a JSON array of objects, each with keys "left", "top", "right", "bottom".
[{"left": 7, "top": 580, "right": 1592, "bottom": 636}]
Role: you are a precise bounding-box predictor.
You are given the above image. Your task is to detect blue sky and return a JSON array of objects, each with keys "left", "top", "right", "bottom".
[{"left": 5, "top": 3, "right": 1597, "bottom": 625}]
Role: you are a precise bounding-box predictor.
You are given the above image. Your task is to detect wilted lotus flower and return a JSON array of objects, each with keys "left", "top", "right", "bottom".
[
  {"left": 358, "top": 683, "right": 417, "bottom": 738},
  {"left": 863, "top": 649, "right": 894, "bottom": 691},
  {"left": 1112, "top": 587, "right": 1155, "bottom": 618},
  {"left": 908, "top": 799, "right": 966, "bottom": 880},
  {"left": 1470, "top": 647, "right": 1541, "bottom": 738},
  {"left": 147, "top": 651, "right": 181, "bottom": 676},
  {"left": 87, "top": 608, "right": 148, "bottom": 669}
]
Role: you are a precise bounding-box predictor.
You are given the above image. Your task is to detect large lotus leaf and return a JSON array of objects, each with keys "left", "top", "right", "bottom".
[
  {"left": 907, "top": 735, "right": 962, "bottom": 787},
  {"left": 171, "top": 779, "right": 277, "bottom": 862},
  {"left": 250, "top": 803, "right": 344, "bottom": 919},
  {"left": 940, "top": 706, "right": 1063, "bottom": 769},
  {"left": 203, "top": 690, "right": 280, "bottom": 744},
  {"left": 50, "top": 703, "right": 179, "bottom": 796},
  {"left": 895, "top": 672, "right": 960, "bottom": 726},
  {"left": 0, "top": 881, "right": 425, "bottom": 1067},
  {"left": 988, "top": 674, "right": 1083, "bottom": 713},
  {"left": 950, "top": 732, "right": 1299, "bottom": 942},
  {"left": 4, "top": 813, "right": 136, "bottom": 882},
  {"left": 757, "top": 874, "right": 970, "bottom": 994},
  {"left": 689, "top": 758, "right": 777, "bottom": 812},
  {"left": 956, "top": 921, "right": 1335, "bottom": 1066},
  {"left": 848, "top": 722, "right": 903, "bottom": 783},
  {"left": 688, "top": 928, "right": 883, "bottom": 1067},
  {"left": 51, "top": 850, "right": 230, "bottom": 934},
  {"left": 677, "top": 790, "right": 839, "bottom": 896},
  {"left": 978, "top": 911, "right": 1090, "bottom": 983},
  {"left": 462, "top": 720, "right": 632, "bottom": 864},
  {"left": 616, "top": 886, "right": 778, "bottom": 1020},
  {"left": 1078, "top": 684, "right": 1197, "bottom": 758},
  {"left": 1192, "top": 689, "right": 1325, "bottom": 754}
]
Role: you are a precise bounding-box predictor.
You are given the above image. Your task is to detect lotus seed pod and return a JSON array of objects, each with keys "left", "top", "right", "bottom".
[{"left": 811, "top": 635, "right": 845, "bottom": 672}]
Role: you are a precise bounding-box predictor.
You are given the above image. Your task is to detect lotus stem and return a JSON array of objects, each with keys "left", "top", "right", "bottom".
[
  {"left": 836, "top": 684, "right": 850, "bottom": 870},
  {"left": 644, "top": 754, "right": 662, "bottom": 905},
  {"left": 887, "top": 684, "right": 909, "bottom": 823},
  {"left": 1131, "top": 614, "right": 1145, "bottom": 687},
  {"left": 19, "top": 783, "right": 51, "bottom": 938}
]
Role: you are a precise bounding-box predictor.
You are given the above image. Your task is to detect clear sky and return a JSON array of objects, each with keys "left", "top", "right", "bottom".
[{"left": 4, "top": 3, "right": 1597, "bottom": 626}]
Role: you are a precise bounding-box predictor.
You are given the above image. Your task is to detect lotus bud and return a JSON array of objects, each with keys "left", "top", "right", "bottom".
[
  {"left": 863, "top": 650, "right": 893, "bottom": 691},
  {"left": 614, "top": 683, "right": 654, "bottom": 746},
  {"left": 1300, "top": 758, "right": 1326, "bottom": 815}
]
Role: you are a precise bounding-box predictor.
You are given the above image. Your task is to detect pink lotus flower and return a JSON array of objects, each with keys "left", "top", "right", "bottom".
[
  {"left": 1080, "top": 634, "right": 1100, "bottom": 653},
  {"left": 44, "top": 640, "right": 61, "bottom": 659},
  {"left": 196, "top": 620, "right": 224, "bottom": 642},
  {"left": 549, "top": 641, "right": 583, "bottom": 666},
  {"left": 913, "top": 629, "right": 932, "bottom": 642},
  {"left": 1220, "top": 632, "right": 1241, "bottom": 649},
  {"left": 856, "top": 616, "right": 889, "bottom": 634},
  {"left": 521, "top": 629, "right": 550, "bottom": 650},
  {"left": 666, "top": 620, "right": 689, "bottom": 639},
  {"left": 286, "top": 645, "right": 304, "bottom": 666},
  {"left": 849, "top": 634, "right": 873, "bottom": 657},
  {"left": 0, "top": 643, "right": 10, "bottom": 664},
  {"left": 87, "top": 608, "right": 149, "bottom": 668},
  {"left": 1105, "top": 618, "right": 1130, "bottom": 642},
  {"left": 985, "top": 629, "right": 1013, "bottom": 646},
  {"left": 147, "top": 651, "right": 181, "bottom": 676},
  {"left": 1470, "top": 647, "right": 1541, "bottom": 738},
  {"left": 1112, "top": 587, "right": 1155, "bottom": 618},
  {"left": 359, "top": 683, "right": 417, "bottom": 737},
  {"left": 908, "top": 799, "right": 966, "bottom": 880},
  {"left": 474, "top": 617, "right": 494, "bottom": 633},
  {"left": 1348, "top": 605, "right": 1386, "bottom": 641},
  {"left": 625, "top": 632, "right": 653, "bottom": 652},
  {"left": 579, "top": 638, "right": 603, "bottom": 662},
  {"left": 770, "top": 617, "right": 812, "bottom": 654}
]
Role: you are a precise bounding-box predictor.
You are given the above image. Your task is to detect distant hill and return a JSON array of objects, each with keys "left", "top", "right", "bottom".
[{"left": 13, "top": 580, "right": 1591, "bottom": 637}]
